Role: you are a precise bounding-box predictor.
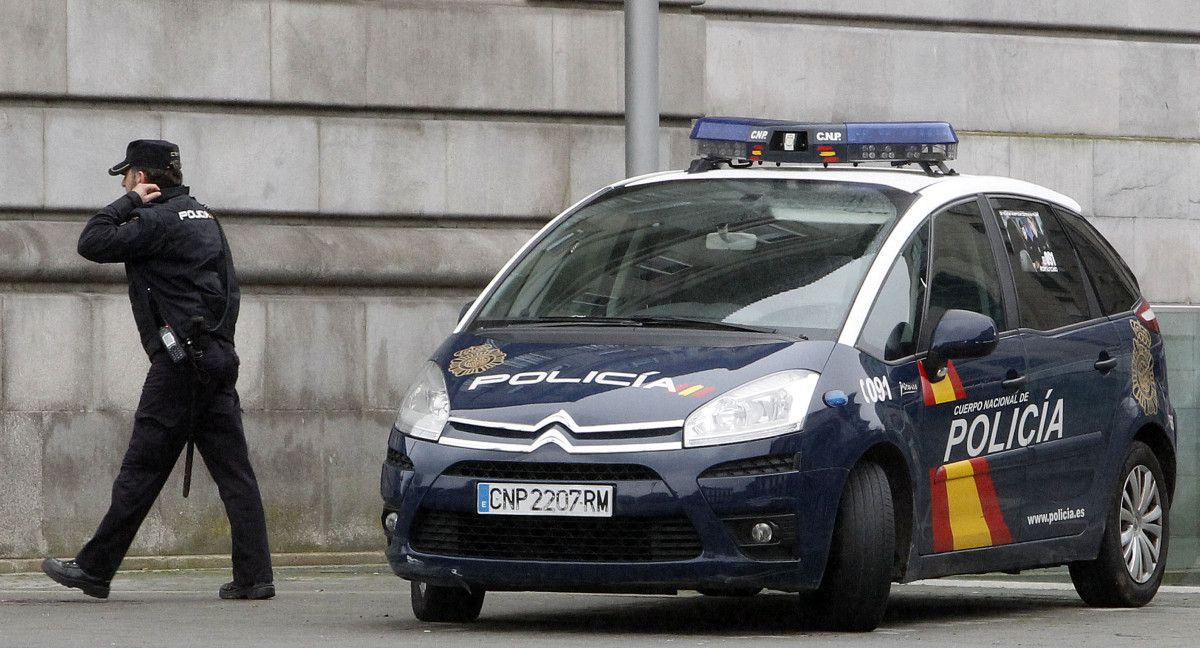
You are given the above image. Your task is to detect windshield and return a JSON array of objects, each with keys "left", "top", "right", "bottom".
[{"left": 473, "top": 178, "right": 915, "bottom": 339}]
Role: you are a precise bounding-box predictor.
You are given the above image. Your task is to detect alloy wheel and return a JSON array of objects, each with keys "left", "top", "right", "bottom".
[{"left": 1120, "top": 465, "right": 1163, "bottom": 584}]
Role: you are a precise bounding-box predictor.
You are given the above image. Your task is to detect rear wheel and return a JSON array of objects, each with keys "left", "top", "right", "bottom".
[
  {"left": 805, "top": 462, "right": 894, "bottom": 632},
  {"left": 410, "top": 581, "right": 486, "bottom": 622},
  {"left": 1069, "top": 441, "right": 1169, "bottom": 607}
]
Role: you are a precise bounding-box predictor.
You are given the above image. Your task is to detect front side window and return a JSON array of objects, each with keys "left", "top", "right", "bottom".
[
  {"left": 924, "top": 199, "right": 1007, "bottom": 345},
  {"left": 474, "top": 179, "right": 916, "bottom": 340},
  {"left": 991, "top": 197, "right": 1092, "bottom": 330},
  {"left": 859, "top": 224, "right": 928, "bottom": 361}
]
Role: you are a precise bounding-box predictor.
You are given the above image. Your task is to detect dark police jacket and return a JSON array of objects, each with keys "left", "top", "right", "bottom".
[{"left": 78, "top": 186, "right": 239, "bottom": 358}]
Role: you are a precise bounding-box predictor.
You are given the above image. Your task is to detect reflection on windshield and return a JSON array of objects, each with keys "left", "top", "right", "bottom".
[{"left": 475, "top": 179, "right": 914, "bottom": 340}]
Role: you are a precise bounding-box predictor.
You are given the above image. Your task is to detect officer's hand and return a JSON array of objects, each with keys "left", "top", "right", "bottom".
[{"left": 132, "top": 183, "right": 162, "bottom": 204}]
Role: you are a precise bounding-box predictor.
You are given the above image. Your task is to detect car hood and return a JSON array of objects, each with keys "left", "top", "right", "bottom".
[{"left": 433, "top": 327, "right": 836, "bottom": 428}]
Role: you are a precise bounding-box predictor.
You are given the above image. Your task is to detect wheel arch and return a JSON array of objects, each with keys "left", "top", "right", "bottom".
[
  {"left": 859, "top": 442, "right": 914, "bottom": 581},
  {"left": 1133, "top": 423, "right": 1176, "bottom": 501}
]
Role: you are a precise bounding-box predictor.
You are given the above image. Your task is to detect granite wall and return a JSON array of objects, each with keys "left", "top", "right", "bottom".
[{"left": 1, "top": 0, "right": 1197, "bottom": 571}]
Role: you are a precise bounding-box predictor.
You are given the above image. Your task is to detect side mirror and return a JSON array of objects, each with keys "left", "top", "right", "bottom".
[
  {"left": 458, "top": 300, "right": 474, "bottom": 322},
  {"left": 926, "top": 309, "right": 998, "bottom": 379}
]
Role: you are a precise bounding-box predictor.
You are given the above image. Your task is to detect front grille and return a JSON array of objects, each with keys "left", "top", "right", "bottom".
[
  {"left": 450, "top": 421, "right": 681, "bottom": 441},
  {"left": 699, "top": 454, "right": 798, "bottom": 479},
  {"left": 444, "top": 461, "right": 660, "bottom": 482},
  {"left": 411, "top": 510, "right": 702, "bottom": 562},
  {"left": 386, "top": 448, "right": 414, "bottom": 471}
]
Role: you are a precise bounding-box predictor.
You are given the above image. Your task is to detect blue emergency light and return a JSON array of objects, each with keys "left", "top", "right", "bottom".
[{"left": 688, "top": 117, "right": 958, "bottom": 172}]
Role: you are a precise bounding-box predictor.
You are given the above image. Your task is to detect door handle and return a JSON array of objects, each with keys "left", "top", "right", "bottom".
[
  {"left": 1001, "top": 374, "right": 1027, "bottom": 391},
  {"left": 1095, "top": 356, "right": 1118, "bottom": 373}
]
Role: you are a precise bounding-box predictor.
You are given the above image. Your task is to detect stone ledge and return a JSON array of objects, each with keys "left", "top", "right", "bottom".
[
  {"left": 0, "top": 106, "right": 695, "bottom": 216},
  {"left": 0, "top": 551, "right": 386, "bottom": 575},
  {"left": 696, "top": 0, "right": 1200, "bottom": 35},
  {"left": 0, "top": 220, "right": 537, "bottom": 288}
]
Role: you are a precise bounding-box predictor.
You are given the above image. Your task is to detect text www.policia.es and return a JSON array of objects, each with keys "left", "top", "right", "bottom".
[{"left": 1027, "top": 507, "right": 1086, "bottom": 526}]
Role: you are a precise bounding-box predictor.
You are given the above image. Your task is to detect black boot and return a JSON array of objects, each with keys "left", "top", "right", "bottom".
[
  {"left": 219, "top": 581, "right": 275, "bottom": 600},
  {"left": 41, "top": 558, "right": 110, "bottom": 599}
]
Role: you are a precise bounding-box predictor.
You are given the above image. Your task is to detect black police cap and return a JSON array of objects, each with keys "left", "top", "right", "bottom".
[{"left": 108, "top": 139, "right": 182, "bottom": 176}]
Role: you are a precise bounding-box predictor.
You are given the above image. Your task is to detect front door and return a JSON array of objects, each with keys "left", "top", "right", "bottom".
[{"left": 914, "top": 199, "right": 1027, "bottom": 555}]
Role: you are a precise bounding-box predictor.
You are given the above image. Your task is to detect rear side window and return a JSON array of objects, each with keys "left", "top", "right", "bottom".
[
  {"left": 924, "top": 200, "right": 1007, "bottom": 345},
  {"left": 991, "top": 197, "right": 1092, "bottom": 331},
  {"left": 859, "top": 223, "right": 929, "bottom": 361},
  {"left": 1055, "top": 209, "right": 1140, "bottom": 315}
]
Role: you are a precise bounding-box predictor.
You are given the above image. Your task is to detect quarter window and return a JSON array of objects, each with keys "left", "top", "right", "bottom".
[
  {"left": 991, "top": 198, "right": 1092, "bottom": 330},
  {"left": 924, "top": 200, "right": 1007, "bottom": 346},
  {"left": 1054, "top": 209, "right": 1140, "bottom": 316}
]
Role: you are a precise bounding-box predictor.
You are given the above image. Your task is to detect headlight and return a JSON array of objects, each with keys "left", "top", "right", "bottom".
[
  {"left": 395, "top": 362, "right": 451, "bottom": 441},
  {"left": 683, "top": 370, "right": 819, "bottom": 448}
]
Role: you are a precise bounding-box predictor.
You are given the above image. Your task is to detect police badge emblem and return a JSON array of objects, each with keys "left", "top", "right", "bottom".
[
  {"left": 449, "top": 343, "right": 507, "bottom": 377},
  {"left": 1130, "top": 320, "right": 1158, "bottom": 416}
]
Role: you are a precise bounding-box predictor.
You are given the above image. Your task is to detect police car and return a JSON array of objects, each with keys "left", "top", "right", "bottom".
[{"left": 381, "top": 118, "right": 1174, "bottom": 631}]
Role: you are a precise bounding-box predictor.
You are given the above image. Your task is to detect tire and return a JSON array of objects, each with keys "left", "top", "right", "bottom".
[
  {"left": 1069, "top": 441, "right": 1169, "bottom": 607},
  {"left": 410, "top": 580, "right": 486, "bottom": 622},
  {"left": 805, "top": 462, "right": 895, "bottom": 632},
  {"left": 696, "top": 587, "right": 762, "bottom": 597}
]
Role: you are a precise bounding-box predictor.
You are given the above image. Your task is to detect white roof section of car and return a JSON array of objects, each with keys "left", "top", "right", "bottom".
[
  {"left": 621, "top": 167, "right": 1082, "bottom": 214},
  {"left": 622, "top": 167, "right": 945, "bottom": 194}
]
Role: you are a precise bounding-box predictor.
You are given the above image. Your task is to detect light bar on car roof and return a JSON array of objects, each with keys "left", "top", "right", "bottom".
[{"left": 689, "top": 117, "right": 958, "bottom": 167}]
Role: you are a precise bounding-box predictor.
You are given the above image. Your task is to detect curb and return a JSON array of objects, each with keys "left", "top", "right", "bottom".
[{"left": 0, "top": 551, "right": 388, "bottom": 576}]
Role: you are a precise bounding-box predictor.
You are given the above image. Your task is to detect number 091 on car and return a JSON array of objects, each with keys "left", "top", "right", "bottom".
[{"left": 476, "top": 483, "right": 614, "bottom": 517}]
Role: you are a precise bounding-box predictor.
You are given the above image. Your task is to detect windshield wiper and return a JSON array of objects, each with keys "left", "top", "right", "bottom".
[
  {"left": 625, "top": 316, "right": 805, "bottom": 338},
  {"left": 478, "top": 316, "right": 804, "bottom": 339},
  {"left": 479, "top": 316, "right": 645, "bottom": 328}
]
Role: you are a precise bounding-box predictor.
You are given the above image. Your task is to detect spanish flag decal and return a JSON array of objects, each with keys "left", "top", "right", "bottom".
[
  {"left": 918, "top": 359, "right": 966, "bottom": 406},
  {"left": 929, "top": 457, "right": 1012, "bottom": 553}
]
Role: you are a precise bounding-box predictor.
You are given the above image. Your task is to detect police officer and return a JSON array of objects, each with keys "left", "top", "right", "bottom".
[{"left": 41, "top": 140, "right": 274, "bottom": 600}]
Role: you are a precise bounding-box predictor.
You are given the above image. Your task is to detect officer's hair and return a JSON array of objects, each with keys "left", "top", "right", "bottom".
[{"left": 133, "top": 166, "right": 183, "bottom": 188}]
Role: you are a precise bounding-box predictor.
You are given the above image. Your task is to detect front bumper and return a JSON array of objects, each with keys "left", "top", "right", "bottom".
[{"left": 380, "top": 431, "right": 847, "bottom": 594}]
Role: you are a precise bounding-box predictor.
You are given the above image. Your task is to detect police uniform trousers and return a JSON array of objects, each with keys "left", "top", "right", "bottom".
[{"left": 76, "top": 339, "right": 273, "bottom": 585}]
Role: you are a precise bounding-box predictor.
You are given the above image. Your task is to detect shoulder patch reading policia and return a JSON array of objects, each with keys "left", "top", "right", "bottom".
[
  {"left": 449, "top": 343, "right": 507, "bottom": 377},
  {"left": 1130, "top": 320, "right": 1158, "bottom": 416}
]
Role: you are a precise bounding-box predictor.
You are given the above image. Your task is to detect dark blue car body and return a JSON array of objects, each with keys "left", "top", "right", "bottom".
[{"left": 381, "top": 167, "right": 1175, "bottom": 617}]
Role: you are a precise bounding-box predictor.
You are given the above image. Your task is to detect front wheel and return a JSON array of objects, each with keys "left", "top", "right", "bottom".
[
  {"left": 410, "top": 580, "right": 486, "bottom": 622},
  {"left": 1069, "top": 441, "right": 1169, "bottom": 607},
  {"left": 804, "top": 461, "right": 895, "bottom": 632}
]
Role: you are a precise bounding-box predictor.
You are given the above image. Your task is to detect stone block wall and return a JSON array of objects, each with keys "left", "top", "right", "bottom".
[{"left": 1, "top": 0, "right": 1198, "bottom": 568}]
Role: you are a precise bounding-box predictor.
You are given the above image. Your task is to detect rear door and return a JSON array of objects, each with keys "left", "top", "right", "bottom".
[{"left": 987, "top": 196, "right": 1125, "bottom": 541}]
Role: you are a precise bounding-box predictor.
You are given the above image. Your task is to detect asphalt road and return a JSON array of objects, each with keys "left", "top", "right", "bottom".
[{"left": 2, "top": 566, "right": 1198, "bottom": 647}]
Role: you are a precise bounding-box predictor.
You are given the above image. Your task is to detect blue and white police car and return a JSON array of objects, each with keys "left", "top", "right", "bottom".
[{"left": 381, "top": 118, "right": 1174, "bottom": 631}]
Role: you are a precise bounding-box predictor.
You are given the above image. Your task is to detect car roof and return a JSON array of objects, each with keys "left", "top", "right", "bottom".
[{"left": 620, "top": 166, "right": 1083, "bottom": 214}]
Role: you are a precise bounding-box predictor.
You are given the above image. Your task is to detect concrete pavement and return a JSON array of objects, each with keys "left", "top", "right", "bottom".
[{"left": 2, "top": 565, "right": 1199, "bottom": 647}]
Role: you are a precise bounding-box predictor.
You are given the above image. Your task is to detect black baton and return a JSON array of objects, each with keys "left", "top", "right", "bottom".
[
  {"left": 183, "top": 375, "right": 196, "bottom": 498},
  {"left": 182, "top": 315, "right": 208, "bottom": 498},
  {"left": 182, "top": 439, "right": 194, "bottom": 498}
]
